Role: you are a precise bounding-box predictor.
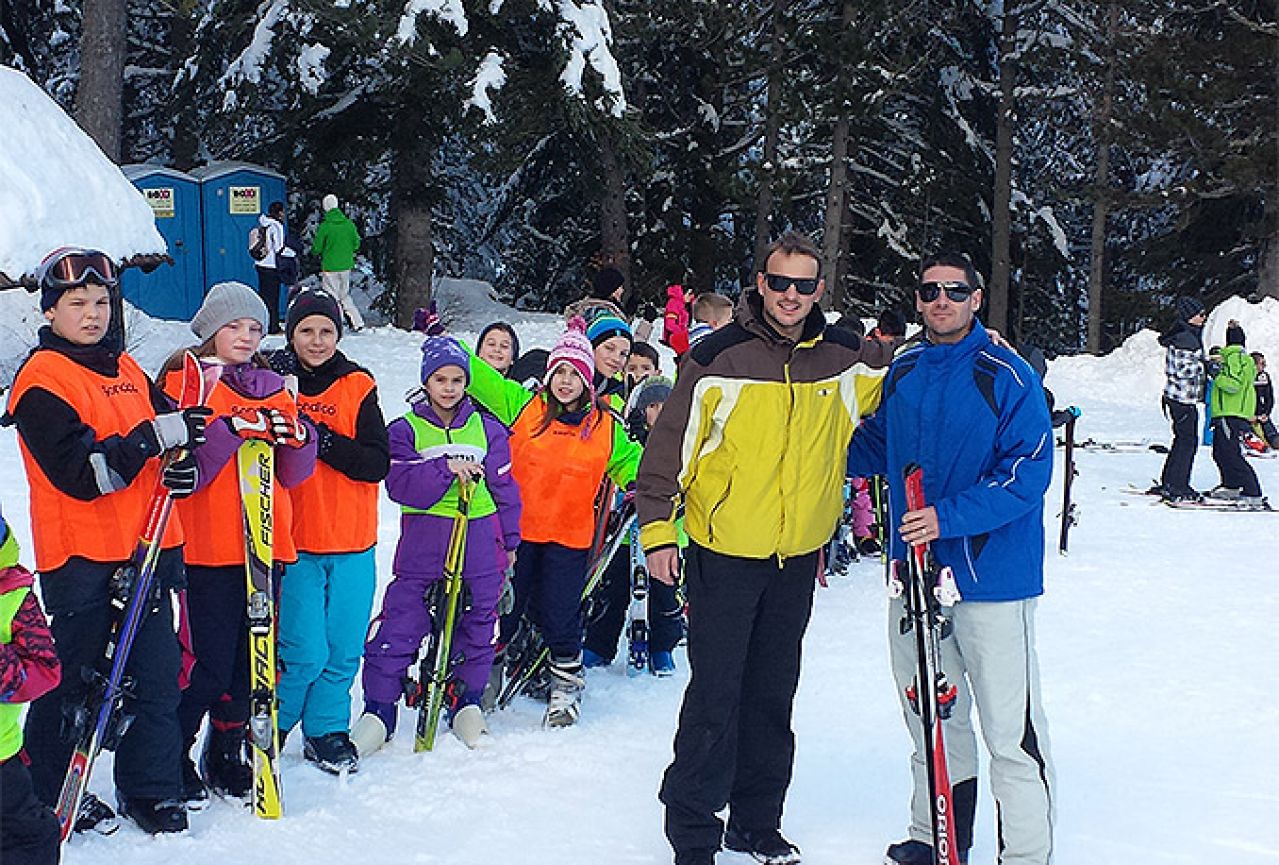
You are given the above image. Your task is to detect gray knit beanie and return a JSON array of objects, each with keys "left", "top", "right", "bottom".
[{"left": 191, "top": 281, "right": 269, "bottom": 341}]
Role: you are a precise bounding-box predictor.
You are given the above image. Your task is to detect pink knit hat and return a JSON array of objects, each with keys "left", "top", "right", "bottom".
[{"left": 544, "top": 316, "right": 595, "bottom": 391}]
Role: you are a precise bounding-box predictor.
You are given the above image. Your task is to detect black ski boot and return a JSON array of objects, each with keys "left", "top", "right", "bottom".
[
  {"left": 181, "top": 755, "right": 209, "bottom": 811},
  {"left": 724, "top": 825, "right": 801, "bottom": 865},
  {"left": 118, "top": 797, "right": 188, "bottom": 834},
  {"left": 200, "top": 725, "right": 253, "bottom": 799},
  {"left": 303, "top": 731, "right": 359, "bottom": 775},
  {"left": 73, "top": 792, "right": 120, "bottom": 835}
]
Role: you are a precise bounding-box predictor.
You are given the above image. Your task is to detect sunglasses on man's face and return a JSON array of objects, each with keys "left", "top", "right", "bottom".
[
  {"left": 763, "top": 273, "right": 820, "bottom": 296},
  {"left": 917, "top": 281, "right": 973, "bottom": 303}
]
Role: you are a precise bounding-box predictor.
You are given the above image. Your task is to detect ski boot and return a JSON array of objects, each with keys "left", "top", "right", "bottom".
[
  {"left": 649, "top": 651, "right": 676, "bottom": 677},
  {"left": 350, "top": 700, "right": 397, "bottom": 757},
  {"left": 724, "top": 825, "right": 801, "bottom": 865},
  {"left": 450, "top": 704, "right": 491, "bottom": 749},
  {"left": 884, "top": 838, "right": 969, "bottom": 865},
  {"left": 543, "top": 653, "right": 585, "bottom": 728},
  {"left": 118, "top": 796, "right": 188, "bottom": 835},
  {"left": 304, "top": 731, "right": 359, "bottom": 775},
  {"left": 200, "top": 723, "right": 253, "bottom": 799},
  {"left": 180, "top": 755, "right": 209, "bottom": 811},
  {"left": 74, "top": 792, "right": 120, "bottom": 836}
]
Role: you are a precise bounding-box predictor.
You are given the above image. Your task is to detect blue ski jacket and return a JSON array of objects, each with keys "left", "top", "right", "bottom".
[{"left": 847, "top": 321, "right": 1052, "bottom": 602}]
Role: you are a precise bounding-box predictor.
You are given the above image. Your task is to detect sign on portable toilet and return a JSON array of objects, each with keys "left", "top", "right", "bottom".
[
  {"left": 191, "top": 161, "right": 287, "bottom": 297},
  {"left": 120, "top": 164, "right": 205, "bottom": 320}
]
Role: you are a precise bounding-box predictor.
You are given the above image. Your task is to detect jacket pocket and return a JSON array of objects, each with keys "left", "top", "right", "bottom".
[{"left": 705, "top": 478, "right": 733, "bottom": 544}]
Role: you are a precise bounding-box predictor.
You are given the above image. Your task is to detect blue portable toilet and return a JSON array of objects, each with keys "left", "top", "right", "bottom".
[
  {"left": 191, "top": 161, "right": 287, "bottom": 295},
  {"left": 119, "top": 164, "right": 204, "bottom": 320}
]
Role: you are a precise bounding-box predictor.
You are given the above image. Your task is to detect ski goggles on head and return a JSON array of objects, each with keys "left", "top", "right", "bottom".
[
  {"left": 916, "top": 280, "right": 973, "bottom": 303},
  {"left": 762, "top": 273, "right": 820, "bottom": 296},
  {"left": 36, "top": 248, "right": 119, "bottom": 290}
]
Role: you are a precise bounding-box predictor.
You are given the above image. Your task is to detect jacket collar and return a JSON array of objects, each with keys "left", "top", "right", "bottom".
[
  {"left": 919, "top": 319, "right": 991, "bottom": 361},
  {"left": 35, "top": 325, "right": 121, "bottom": 376},
  {"left": 736, "top": 290, "right": 827, "bottom": 346},
  {"left": 412, "top": 395, "right": 476, "bottom": 430}
]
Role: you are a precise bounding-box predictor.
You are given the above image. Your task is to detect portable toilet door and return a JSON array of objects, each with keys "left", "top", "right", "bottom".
[
  {"left": 191, "top": 161, "right": 287, "bottom": 293},
  {"left": 119, "top": 165, "right": 204, "bottom": 319}
]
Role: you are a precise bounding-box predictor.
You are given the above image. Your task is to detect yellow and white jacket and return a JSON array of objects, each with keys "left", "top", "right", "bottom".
[{"left": 636, "top": 291, "right": 895, "bottom": 561}]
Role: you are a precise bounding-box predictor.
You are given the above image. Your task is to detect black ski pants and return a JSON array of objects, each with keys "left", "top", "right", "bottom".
[
  {"left": 1160, "top": 397, "right": 1200, "bottom": 495},
  {"left": 24, "top": 552, "right": 184, "bottom": 805},
  {"left": 177, "top": 565, "right": 251, "bottom": 748},
  {"left": 500, "top": 541, "right": 590, "bottom": 659},
  {"left": 0, "top": 756, "right": 60, "bottom": 865},
  {"left": 1212, "top": 416, "right": 1262, "bottom": 496},
  {"left": 254, "top": 265, "right": 282, "bottom": 334},
  {"left": 660, "top": 543, "right": 817, "bottom": 857},
  {"left": 583, "top": 543, "right": 682, "bottom": 662}
]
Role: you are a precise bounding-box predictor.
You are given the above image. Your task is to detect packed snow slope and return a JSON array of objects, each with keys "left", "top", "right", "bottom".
[
  {"left": 0, "top": 66, "right": 165, "bottom": 283},
  {"left": 0, "top": 290, "right": 1275, "bottom": 864}
]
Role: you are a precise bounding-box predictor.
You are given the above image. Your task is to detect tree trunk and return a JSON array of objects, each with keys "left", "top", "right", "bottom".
[
  {"left": 989, "top": 6, "right": 1017, "bottom": 334},
  {"left": 753, "top": 1, "right": 785, "bottom": 266},
  {"left": 820, "top": 0, "right": 857, "bottom": 310},
  {"left": 392, "top": 114, "right": 434, "bottom": 329},
  {"left": 75, "top": 0, "right": 128, "bottom": 161},
  {"left": 1086, "top": 2, "right": 1119, "bottom": 353},
  {"left": 1259, "top": 190, "right": 1279, "bottom": 300},
  {"left": 598, "top": 125, "right": 632, "bottom": 286}
]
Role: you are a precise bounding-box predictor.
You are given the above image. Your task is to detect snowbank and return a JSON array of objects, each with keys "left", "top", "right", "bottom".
[
  {"left": 1044, "top": 294, "right": 1279, "bottom": 440},
  {"left": 0, "top": 66, "right": 165, "bottom": 283}
]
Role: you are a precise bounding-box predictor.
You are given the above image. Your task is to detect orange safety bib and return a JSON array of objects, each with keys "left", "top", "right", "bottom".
[
  {"left": 509, "top": 398, "right": 614, "bottom": 549},
  {"left": 166, "top": 368, "right": 300, "bottom": 567},
  {"left": 291, "top": 371, "right": 379, "bottom": 555},
  {"left": 8, "top": 351, "right": 183, "bottom": 573}
]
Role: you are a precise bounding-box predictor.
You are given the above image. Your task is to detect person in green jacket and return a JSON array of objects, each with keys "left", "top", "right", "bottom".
[
  {"left": 311, "top": 194, "right": 365, "bottom": 330},
  {"left": 1208, "top": 320, "right": 1265, "bottom": 504}
]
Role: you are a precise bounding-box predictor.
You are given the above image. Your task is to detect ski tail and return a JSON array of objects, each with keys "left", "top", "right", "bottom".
[
  {"left": 415, "top": 481, "right": 474, "bottom": 752},
  {"left": 901, "top": 464, "right": 961, "bottom": 865},
  {"left": 54, "top": 351, "right": 209, "bottom": 842}
]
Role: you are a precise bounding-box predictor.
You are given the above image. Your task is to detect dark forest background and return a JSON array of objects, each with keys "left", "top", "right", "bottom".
[{"left": 2, "top": 0, "right": 1275, "bottom": 351}]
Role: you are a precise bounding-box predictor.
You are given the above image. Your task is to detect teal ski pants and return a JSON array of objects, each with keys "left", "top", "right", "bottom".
[{"left": 277, "top": 549, "right": 377, "bottom": 737}]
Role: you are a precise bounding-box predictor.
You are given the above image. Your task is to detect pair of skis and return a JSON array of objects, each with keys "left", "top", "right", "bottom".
[
  {"left": 54, "top": 353, "right": 214, "bottom": 841},
  {"left": 411, "top": 481, "right": 474, "bottom": 752},
  {"left": 1058, "top": 412, "right": 1078, "bottom": 555},
  {"left": 894, "top": 464, "right": 963, "bottom": 865},
  {"left": 496, "top": 501, "right": 637, "bottom": 710}
]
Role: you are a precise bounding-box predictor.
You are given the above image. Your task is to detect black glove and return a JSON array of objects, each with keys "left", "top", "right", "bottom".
[
  {"left": 152, "top": 407, "right": 213, "bottom": 451},
  {"left": 162, "top": 453, "right": 199, "bottom": 498},
  {"left": 314, "top": 422, "right": 337, "bottom": 456}
]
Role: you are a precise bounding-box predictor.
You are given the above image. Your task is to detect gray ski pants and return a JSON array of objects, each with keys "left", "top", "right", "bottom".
[{"left": 889, "top": 596, "right": 1056, "bottom": 865}]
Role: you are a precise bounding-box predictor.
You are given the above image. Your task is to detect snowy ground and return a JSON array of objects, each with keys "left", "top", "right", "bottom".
[{"left": 2, "top": 292, "right": 1277, "bottom": 864}]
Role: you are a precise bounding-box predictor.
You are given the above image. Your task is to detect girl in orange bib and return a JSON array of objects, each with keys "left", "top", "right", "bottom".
[{"left": 161, "top": 281, "right": 316, "bottom": 806}]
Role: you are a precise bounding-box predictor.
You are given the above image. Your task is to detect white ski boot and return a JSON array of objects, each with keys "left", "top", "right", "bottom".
[{"left": 451, "top": 704, "right": 491, "bottom": 748}]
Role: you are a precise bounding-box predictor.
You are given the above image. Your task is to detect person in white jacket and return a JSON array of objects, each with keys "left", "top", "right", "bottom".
[{"left": 255, "top": 201, "right": 287, "bottom": 333}]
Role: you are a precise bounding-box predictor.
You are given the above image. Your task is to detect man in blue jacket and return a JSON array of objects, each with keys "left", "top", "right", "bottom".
[{"left": 848, "top": 253, "right": 1056, "bottom": 865}]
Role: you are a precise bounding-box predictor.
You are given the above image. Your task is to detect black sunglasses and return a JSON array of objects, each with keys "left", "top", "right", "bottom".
[
  {"left": 917, "top": 281, "right": 973, "bottom": 303},
  {"left": 763, "top": 273, "right": 820, "bottom": 296}
]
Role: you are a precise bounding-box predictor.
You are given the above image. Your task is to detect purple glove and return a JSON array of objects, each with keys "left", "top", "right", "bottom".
[{"left": 413, "top": 300, "right": 445, "bottom": 336}]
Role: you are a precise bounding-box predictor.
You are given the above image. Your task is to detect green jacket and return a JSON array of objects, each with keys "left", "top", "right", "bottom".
[
  {"left": 311, "top": 208, "right": 361, "bottom": 272},
  {"left": 1211, "top": 345, "right": 1257, "bottom": 419}
]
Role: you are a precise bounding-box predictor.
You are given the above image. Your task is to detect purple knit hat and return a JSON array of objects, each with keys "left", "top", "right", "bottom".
[
  {"left": 544, "top": 316, "right": 595, "bottom": 390},
  {"left": 420, "top": 335, "right": 470, "bottom": 384}
]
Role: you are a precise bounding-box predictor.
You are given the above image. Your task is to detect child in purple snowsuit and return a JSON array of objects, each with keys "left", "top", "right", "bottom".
[{"left": 361, "top": 337, "right": 521, "bottom": 745}]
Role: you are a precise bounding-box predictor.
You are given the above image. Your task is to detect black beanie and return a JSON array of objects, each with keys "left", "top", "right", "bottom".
[
  {"left": 285, "top": 288, "right": 343, "bottom": 343},
  {"left": 1226, "top": 322, "right": 1246, "bottom": 347},
  {"left": 1175, "top": 296, "right": 1206, "bottom": 322},
  {"left": 592, "top": 267, "right": 625, "bottom": 300},
  {"left": 477, "top": 322, "right": 520, "bottom": 366}
]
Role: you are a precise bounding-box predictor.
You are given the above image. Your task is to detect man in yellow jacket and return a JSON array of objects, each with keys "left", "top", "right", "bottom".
[{"left": 637, "top": 231, "right": 896, "bottom": 865}]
